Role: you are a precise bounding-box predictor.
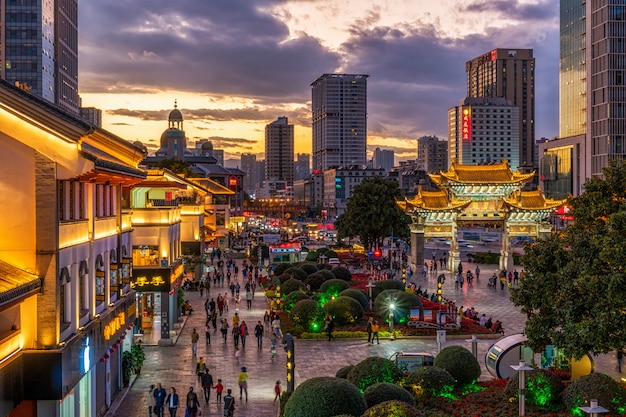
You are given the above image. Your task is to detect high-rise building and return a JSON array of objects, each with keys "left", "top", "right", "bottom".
[
  {"left": 372, "top": 148, "right": 395, "bottom": 172},
  {"left": 417, "top": 136, "right": 448, "bottom": 173},
  {"left": 539, "top": 1, "right": 624, "bottom": 199},
  {"left": 448, "top": 97, "right": 520, "bottom": 168},
  {"left": 241, "top": 153, "right": 257, "bottom": 194},
  {"left": 294, "top": 153, "right": 311, "bottom": 181},
  {"left": 466, "top": 49, "right": 534, "bottom": 171},
  {"left": 311, "top": 74, "right": 368, "bottom": 170},
  {"left": 265, "top": 117, "right": 294, "bottom": 185},
  {"left": 80, "top": 107, "right": 102, "bottom": 127},
  {"left": 0, "top": 0, "right": 80, "bottom": 114}
]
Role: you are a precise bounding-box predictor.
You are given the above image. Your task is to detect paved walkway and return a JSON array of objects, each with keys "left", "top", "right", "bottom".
[{"left": 106, "top": 257, "right": 624, "bottom": 417}]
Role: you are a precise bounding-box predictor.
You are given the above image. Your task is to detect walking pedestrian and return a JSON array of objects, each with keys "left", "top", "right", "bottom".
[
  {"left": 366, "top": 317, "right": 373, "bottom": 344},
  {"left": 232, "top": 323, "right": 241, "bottom": 349},
  {"left": 246, "top": 289, "right": 253, "bottom": 309},
  {"left": 618, "top": 350, "right": 623, "bottom": 373},
  {"left": 475, "top": 265, "right": 480, "bottom": 281},
  {"left": 238, "top": 367, "right": 249, "bottom": 401},
  {"left": 221, "top": 319, "right": 229, "bottom": 343},
  {"left": 325, "top": 315, "right": 334, "bottom": 341},
  {"left": 165, "top": 387, "right": 179, "bottom": 417},
  {"left": 273, "top": 380, "right": 281, "bottom": 403},
  {"left": 191, "top": 328, "right": 199, "bottom": 355},
  {"left": 195, "top": 356, "right": 207, "bottom": 382},
  {"left": 254, "top": 320, "right": 264, "bottom": 349},
  {"left": 201, "top": 369, "right": 214, "bottom": 404},
  {"left": 185, "top": 387, "right": 201, "bottom": 417},
  {"left": 204, "top": 321, "right": 211, "bottom": 345},
  {"left": 223, "top": 388, "right": 235, "bottom": 416},
  {"left": 371, "top": 320, "right": 380, "bottom": 344},
  {"left": 148, "top": 384, "right": 156, "bottom": 417},
  {"left": 153, "top": 383, "right": 166, "bottom": 417},
  {"left": 240, "top": 320, "right": 249, "bottom": 348}
]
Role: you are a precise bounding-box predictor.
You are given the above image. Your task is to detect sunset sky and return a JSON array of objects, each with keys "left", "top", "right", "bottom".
[{"left": 77, "top": 0, "right": 559, "bottom": 164}]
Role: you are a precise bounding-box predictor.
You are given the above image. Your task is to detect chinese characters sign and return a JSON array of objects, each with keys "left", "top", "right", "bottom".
[
  {"left": 130, "top": 268, "right": 171, "bottom": 292},
  {"left": 462, "top": 107, "right": 471, "bottom": 141}
]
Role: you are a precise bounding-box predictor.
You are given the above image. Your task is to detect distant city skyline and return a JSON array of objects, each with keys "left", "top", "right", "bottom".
[{"left": 76, "top": 1, "right": 559, "bottom": 162}]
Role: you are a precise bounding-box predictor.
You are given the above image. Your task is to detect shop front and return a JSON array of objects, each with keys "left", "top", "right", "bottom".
[{"left": 131, "top": 262, "right": 183, "bottom": 345}]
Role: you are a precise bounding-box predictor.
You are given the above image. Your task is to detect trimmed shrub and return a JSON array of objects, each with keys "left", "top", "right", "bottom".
[
  {"left": 273, "top": 263, "right": 293, "bottom": 276},
  {"left": 318, "top": 263, "right": 333, "bottom": 271},
  {"left": 289, "top": 299, "right": 326, "bottom": 332},
  {"left": 363, "top": 382, "right": 415, "bottom": 408},
  {"left": 324, "top": 296, "right": 364, "bottom": 324},
  {"left": 320, "top": 279, "right": 351, "bottom": 297},
  {"left": 339, "top": 289, "right": 369, "bottom": 310},
  {"left": 373, "top": 290, "right": 422, "bottom": 324},
  {"left": 300, "top": 263, "right": 319, "bottom": 276},
  {"left": 282, "top": 291, "right": 310, "bottom": 313},
  {"left": 403, "top": 366, "right": 456, "bottom": 398},
  {"left": 433, "top": 346, "right": 481, "bottom": 387},
  {"left": 269, "top": 276, "right": 281, "bottom": 288},
  {"left": 277, "top": 273, "right": 292, "bottom": 284},
  {"left": 325, "top": 250, "right": 338, "bottom": 258},
  {"left": 562, "top": 372, "right": 626, "bottom": 415},
  {"left": 361, "top": 400, "right": 421, "bottom": 417},
  {"left": 280, "top": 278, "right": 307, "bottom": 296},
  {"left": 278, "top": 389, "right": 292, "bottom": 417},
  {"left": 283, "top": 376, "right": 367, "bottom": 417},
  {"left": 372, "top": 280, "right": 406, "bottom": 300},
  {"left": 336, "top": 365, "right": 354, "bottom": 379},
  {"left": 283, "top": 267, "right": 308, "bottom": 281},
  {"left": 347, "top": 357, "right": 404, "bottom": 393},
  {"left": 318, "top": 268, "right": 336, "bottom": 279},
  {"left": 503, "top": 368, "right": 563, "bottom": 407},
  {"left": 305, "top": 252, "right": 319, "bottom": 262},
  {"left": 305, "top": 273, "right": 328, "bottom": 291},
  {"left": 331, "top": 266, "right": 352, "bottom": 281}
]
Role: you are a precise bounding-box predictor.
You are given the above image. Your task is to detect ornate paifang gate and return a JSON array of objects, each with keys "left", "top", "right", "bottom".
[{"left": 398, "top": 161, "right": 565, "bottom": 273}]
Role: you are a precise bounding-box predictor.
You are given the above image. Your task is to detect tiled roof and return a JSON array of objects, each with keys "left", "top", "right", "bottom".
[
  {"left": 432, "top": 161, "right": 534, "bottom": 184},
  {"left": 0, "top": 260, "right": 41, "bottom": 306},
  {"left": 505, "top": 189, "right": 567, "bottom": 210}
]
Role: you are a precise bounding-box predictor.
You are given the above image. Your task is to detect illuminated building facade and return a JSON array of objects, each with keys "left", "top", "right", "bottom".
[
  {"left": 466, "top": 49, "right": 535, "bottom": 171},
  {"left": 311, "top": 74, "right": 369, "bottom": 171},
  {"left": 0, "top": 80, "right": 146, "bottom": 416},
  {"left": 265, "top": 117, "right": 294, "bottom": 185},
  {"left": 448, "top": 97, "right": 520, "bottom": 169}
]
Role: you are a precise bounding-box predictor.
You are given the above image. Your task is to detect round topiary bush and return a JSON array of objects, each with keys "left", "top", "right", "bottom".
[
  {"left": 403, "top": 366, "right": 456, "bottom": 398},
  {"left": 277, "top": 273, "right": 292, "bottom": 284},
  {"left": 562, "top": 372, "right": 626, "bottom": 415},
  {"left": 339, "top": 288, "right": 369, "bottom": 310},
  {"left": 361, "top": 400, "right": 421, "bottom": 417},
  {"left": 282, "top": 291, "right": 310, "bottom": 313},
  {"left": 305, "top": 252, "right": 319, "bottom": 262},
  {"left": 363, "top": 382, "right": 415, "bottom": 408},
  {"left": 372, "top": 279, "right": 406, "bottom": 299},
  {"left": 336, "top": 365, "right": 354, "bottom": 379},
  {"left": 283, "top": 376, "right": 367, "bottom": 417},
  {"left": 347, "top": 356, "right": 404, "bottom": 392},
  {"left": 273, "top": 263, "right": 293, "bottom": 276},
  {"left": 318, "top": 268, "right": 336, "bottom": 279},
  {"left": 320, "top": 279, "right": 351, "bottom": 297},
  {"left": 283, "top": 267, "right": 309, "bottom": 281},
  {"left": 300, "top": 262, "right": 319, "bottom": 276},
  {"left": 305, "top": 273, "right": 328, "bottom": 291},
  {"left": 317, "top": 263, "right": 333, "bottom": 271},
  {"left": 323, "top": 296, "right": 364, "bottom": 324},
  {"left": 289, "top": 299, "right": 326, "bottom": 332},
  {"left": 433, "top": 346, "right": 481, "bottom": 387},
  {"left": 373, "top": 290, "right": 422, "bottom": 324},
  {"left": 503, "top": 368, "right": 563, "bottom": 407},
  {"left": 331, "top": 266, "right": 352, "bottom": 281},
  {"left": 325, "top": 250, "right": 338, "bottom": 258},
  {"left": 280, "top": 278, "right": 307, "bottom": 296}
]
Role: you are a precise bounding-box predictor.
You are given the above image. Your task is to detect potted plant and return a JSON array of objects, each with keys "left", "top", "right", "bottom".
[
  {"left": 131, "top": 343, "right": 146, "bottom": 376},
  {"left": 122, "top": 351, "right": 136, "bottom": 387}
]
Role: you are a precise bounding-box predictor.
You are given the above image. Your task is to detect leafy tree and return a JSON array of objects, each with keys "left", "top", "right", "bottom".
[
  {"left": 153, "top": 158, "right": 199, "bottom": 177},
  {"left": 511, "top": 160, "right": 626, "bottom": 358},
  {"left": 334, "top": 177, "right": 409, "bottom": 251}
]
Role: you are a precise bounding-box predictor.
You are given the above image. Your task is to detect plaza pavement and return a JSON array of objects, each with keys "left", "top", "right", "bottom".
[{"left": 106, "top": 255, "right": 624, "bottom": 417}]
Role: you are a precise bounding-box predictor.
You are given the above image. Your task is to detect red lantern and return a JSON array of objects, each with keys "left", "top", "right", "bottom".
[
  {"left": 99, "top": 358, "right": 105, "bottom": 362},
  {"left": 104, "top": 354, "right": 110, "bottom": 359}
]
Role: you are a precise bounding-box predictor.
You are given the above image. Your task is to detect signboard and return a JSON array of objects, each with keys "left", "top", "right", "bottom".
[
  {"left": 130, "top": 268, "right": 171, "bottom": 292},
  {"left": 395, "top": 353, "right": 434, "bottom": 373},
  {"left": 462, "top": 107, "right": 471, "bottom": 141}
]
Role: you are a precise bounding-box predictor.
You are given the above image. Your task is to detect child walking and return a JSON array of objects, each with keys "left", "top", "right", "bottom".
[
  {"left": 214, "top": 379, "right": 224, "bottom": 403},
  {"left": 274, "top": 380, "right": 281, "bottom": 403}
]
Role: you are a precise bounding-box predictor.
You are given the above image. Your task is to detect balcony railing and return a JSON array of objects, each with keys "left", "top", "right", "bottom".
[{"left": 131, "top": 207, "right": 181, "bottom": 225}]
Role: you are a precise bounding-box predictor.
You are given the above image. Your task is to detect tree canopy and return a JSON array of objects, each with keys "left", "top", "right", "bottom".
[
  {"left": 154, "top": 158, "right": 199, "bottom": 178},
  {"left": 334, "top": 177, "right": 409, "bottom": 251},
  {"left": 511, "top": 160, "right": 626, "bottom": 358}
]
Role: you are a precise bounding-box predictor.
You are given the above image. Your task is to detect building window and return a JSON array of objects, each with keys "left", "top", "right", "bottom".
[
  {"left": 59, "top": 267, "right": 71, "bottom": 328},
  {"left": 79, "top": 260, "right": 89, "bottom": 314},
  {"left": 95, "top": 255, "right": 105, "bottom": 305}
]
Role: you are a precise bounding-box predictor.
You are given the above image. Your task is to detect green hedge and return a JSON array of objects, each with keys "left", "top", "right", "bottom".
[
  {"left": 432, "top": 346, "right": 481, "bottom": 387},
  {"left": 289, "top": 299, "right": 326, "bottom": 332},
  {"left": 363, "top": 382, "right": 415, "bottom": 408},
  {"left": 372, "top": 280, "right": 406, "bottom": 300},
  {"left": 283, "top": 376, "right": 367, "bottom": 417},
  {"left": 319, "top": 279, "right": 350, "bottom": 297},
  {"left": 339, "top": 288, "right": 369, "bottom": 310},
  {"left": 280, "top": 278, "right": 307, "bottom": 296},
  {"left": 336, "top": 365, "right": 354, "bottom": 379},
  {"left": 361, "top": 400, "right": 421, "bottom": 417},
  {"left": 283, "top": 267, "right": 309, "bottom": 281},
  {"left": 403, "top": 366, "right": 455, "bottom": 398},
  {"left": 347, "top": 356, "right": 403, "bottom": 393},
  {"left": 373, "top": 290, "right": 422, "bottom": 324},
  {"left": 503, "top": 368, "right": 563, "bottom": 407},
  {"left": 323, "top": 296, "right": 364, "bottom": 325},
  {"left": 305, "top": 273, "right": 328, "bottom": 291},
  {"left": 562, "top": 373, "right": 626, "bottom": 415},
  {"left": 331, "top": 266, "right": 352, "bottom": 281}
]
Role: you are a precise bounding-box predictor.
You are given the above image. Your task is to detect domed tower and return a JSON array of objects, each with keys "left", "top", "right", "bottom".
[
  {"left": 155, "top": 100, "right": 188, "bottom": 159},
  {"left": 201, "top": 140, "right": 214, "bottom": 158}
]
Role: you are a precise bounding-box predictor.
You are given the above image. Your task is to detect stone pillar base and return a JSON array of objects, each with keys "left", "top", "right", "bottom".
[{"left": 158, "top": 338, "right": 174, "bottom": 346}]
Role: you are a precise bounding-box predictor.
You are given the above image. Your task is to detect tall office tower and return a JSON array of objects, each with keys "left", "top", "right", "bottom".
[
  {"left": 0, "top": 0, "right": 79, "bottom": 114},
  {"left": 80, "top": 107, "right": 102, "bottom": 127},
  {"left": 311, "top": 74, "right": 368, "bottom": 170},
  {"left": 294, "top": 153, "right": 311, "bottom": 181},
  {"left": 417, "top": 136, "right": 449, "bottom": 173},
  {"left": 466, "top": 49, "right": 534, "bottom": 171},
  {"left": 241, "top": 153, "right": 257, "bottom": 194},
  {"left": 448, "top": 97, "right": 520, "bottom": 168},
  {"left": 372, "top": 147, "right": 395, "bottom": 172},
  {"left": 265, "top": 117, "right": 294, "bottom": 185}
]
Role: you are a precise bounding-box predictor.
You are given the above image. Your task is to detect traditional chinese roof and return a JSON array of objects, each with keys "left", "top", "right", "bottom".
[
  {"left": 430, "top": 160, "right": 535, "bottom": 185},
  {"left": 0, "top": 260, "right": 41, "bottom": 307},
  {"left": 503, "top": 188, "right": 567, "bottom": 211},
  {"left": 401, "top": 187, "right": 472, "bottom": 211}
]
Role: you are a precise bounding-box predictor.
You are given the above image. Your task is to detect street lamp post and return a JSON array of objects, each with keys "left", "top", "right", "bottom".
[
  {"left": 510, "top": 360, "right": 534, "bottom": 416},
  {"left": 580, "top": 399, "right": 609, "bottom": 417},
  {"left": 465, "top": 334, "right": 480, "bottom": 358},
  {"left": 388, "top": 302, "right": 395, "bottom": 340},
  {"left": 366, "top": 278, "right": 375, "bottom": 311}
]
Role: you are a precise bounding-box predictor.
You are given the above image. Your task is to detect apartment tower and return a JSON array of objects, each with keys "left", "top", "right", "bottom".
[
  {"left": 265, "top": 117, "right": 294, "bottom": 185},
  {"left": 466, "top": 49, "right": 534, "bottom": 171},
  {"left": 311, "top": 74, "right": 369, "bottom": 171}
]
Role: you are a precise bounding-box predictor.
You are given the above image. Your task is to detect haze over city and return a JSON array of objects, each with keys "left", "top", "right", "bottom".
[{"left": 77, "top": 0, "right": 560, "bottom": 163}]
